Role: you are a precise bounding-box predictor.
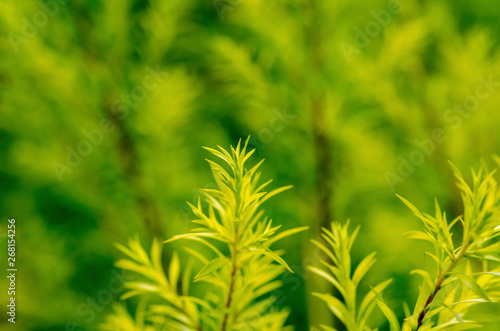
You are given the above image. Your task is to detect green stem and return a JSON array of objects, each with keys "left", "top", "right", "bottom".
[
  {"left": 415, "top": 245, "right": 468, "bottom": 330},
  {"left": 221, "top": 225, "right": 240, "bottom": 330}
]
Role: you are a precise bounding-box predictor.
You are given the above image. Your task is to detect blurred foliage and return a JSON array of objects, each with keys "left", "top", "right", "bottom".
[{"left": 1, "top": 0, "right": 500, "bottom": 330}]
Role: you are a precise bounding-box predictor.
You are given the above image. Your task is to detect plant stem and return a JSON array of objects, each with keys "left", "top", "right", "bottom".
[
  {"left": 415, "top": 246, "right": 468, "bottom": 330},
  {"left": 221, "top": 232, "right": 239, "bottom": 331},
  {"left": 179, "top": 304, "right": 202, "bottom": 331}
]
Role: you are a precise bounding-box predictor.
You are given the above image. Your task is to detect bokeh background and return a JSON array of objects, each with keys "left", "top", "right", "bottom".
[{"left": 1, "top": 0, "right": 500, "bottom": 330}]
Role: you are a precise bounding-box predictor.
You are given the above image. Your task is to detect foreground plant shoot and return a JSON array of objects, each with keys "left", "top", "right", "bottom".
[
  {"left": 101, "top": 139, "right": 308, "bottom": 330},
  {"left": 310, "top": 164, "right": 500, "bottom": 331},
  {"left": 308, "top": 221, "right": 396, "bottom": 331}
]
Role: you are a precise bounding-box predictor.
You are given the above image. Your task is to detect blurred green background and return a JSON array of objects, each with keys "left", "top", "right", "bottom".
[{"left": 1, "top": 0, "right": 500, "bottom": 330}]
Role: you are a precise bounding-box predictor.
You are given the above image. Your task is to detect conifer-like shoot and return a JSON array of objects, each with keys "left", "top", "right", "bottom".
[
  {"left": 310, "top": 164, "right": 500, "bottom": 331},
  {"left": 102, "top": 139, "right": 308, "bottom": 331}
]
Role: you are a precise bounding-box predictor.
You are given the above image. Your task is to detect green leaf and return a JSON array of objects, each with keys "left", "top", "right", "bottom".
[
  {"left": 405, "top": 230, "right": 433, "bottom": 242},
  {"left": 312, "top": 292, "right": 351, "bottom": 327},
  {"left": 456, "top": 274, "right": 491, "bottom": 301},
  {"left": 194, "top": 256, "right": 230, "bottom": 281},
  {"left": 319, "top": 325, "right": 339, "bottom": 331},
  {"left": 410, "top": 269, "right": 435, "bottom": 289},
  {"left": 352, "top": 252, "right": 377, "bottom": 286},
  {"left": 438, "top": 303, "right": 464, "bottom": 324},
  {"left": 471, "top": 271, "right": 500, "bottom": 277},
  {"left": 149, "top": 305, "right": 192, "bottom": 326},
  {"left": 397, "top": 194, "right": 424, "bottom": 218},
  {"left": 169, "top": 252, "right": 180, "bottom": 294},
  {"left": 259, "top": 249, "right": 293, "bottom": 273},
  {"left": 308, "top": 265, "right": 347, "bottom": 298},
  {"left": 182, "top": 246, "right": 209, "bottom": 264},
  {"left": 260, "top": 185, "right": 293, "bottom": 204},
  {"left": 164, "top": 232, "right": 219, "bottom": 244},
  {"left": 266, "top": 226, "right": 310, "bottom": 246},
  {"left": 182, "top": 258, "right": 194, "bottom": 296},
  {"left": 425, "top": 252, "right": 442, "bottom": 270},
  {"left": 203, "top": 146, "right": 233, "bottom": 167},
  {"left": 311, "top": 239, "right": 338, "bottom": 265},
  {"left": 430, "top": 319, "right": 481, "bottom": 331},
  {"left": 358, "top": 279, "right": 393, "bottom": 322},
  {"left": 375, "top": 299, "right": 401, "bottom": 331}
]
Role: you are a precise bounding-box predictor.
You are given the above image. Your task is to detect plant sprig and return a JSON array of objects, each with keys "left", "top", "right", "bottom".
[
  {"left": 310, "top": 163, "right": 500, "bottom": 331},
  {"left": 309, "top": 221, "right": 397, "bottom": 331},
  {"left": 401, "top": 164, "right": 500, "bottom": 330},
  {"left": 102, "top": 138, "right": 308, "bottom": 330}
]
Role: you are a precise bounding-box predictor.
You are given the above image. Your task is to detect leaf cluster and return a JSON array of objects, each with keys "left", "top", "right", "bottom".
[
  {"left": 401, "top": 165, "right": 500, "bottom": 330},
  {"left": 102, "top": 139, "right": 308, "bottom": 331},
  {"left": 308, "top": 221, "right": 397, "bottom": 331},
  {"left": 310, "top": 164, "right": 500, "bottom": 331}
]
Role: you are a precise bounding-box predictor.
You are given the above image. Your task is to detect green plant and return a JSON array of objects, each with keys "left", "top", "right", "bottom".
[
  {"left": 308, "top": 221, "right": 396, "bottom": 331},
  {"left": 101, "top": 139, "right": 308, "bottom": 330},
  {"left": 309, "top": 164, "right": 500, "bottom": 331}
]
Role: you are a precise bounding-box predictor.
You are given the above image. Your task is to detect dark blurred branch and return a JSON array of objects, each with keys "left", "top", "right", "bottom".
[
  {"left": 421, "top": 103, "right": 462, "bottom": 219},
  {"left": 104, "top": 101, "right": 165, "bottom": 238},
  {"left": 311, "top": 97, "right": 333, "bottom": 231},
  {"left": 306, "top": 0, "right": 333, "bottom": 243},
  {"left": 306, "top": 0, "right": 335, "bottom": 328},
  {"left": 69, "top": 4, "right": 164, "bottom": 238}
]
